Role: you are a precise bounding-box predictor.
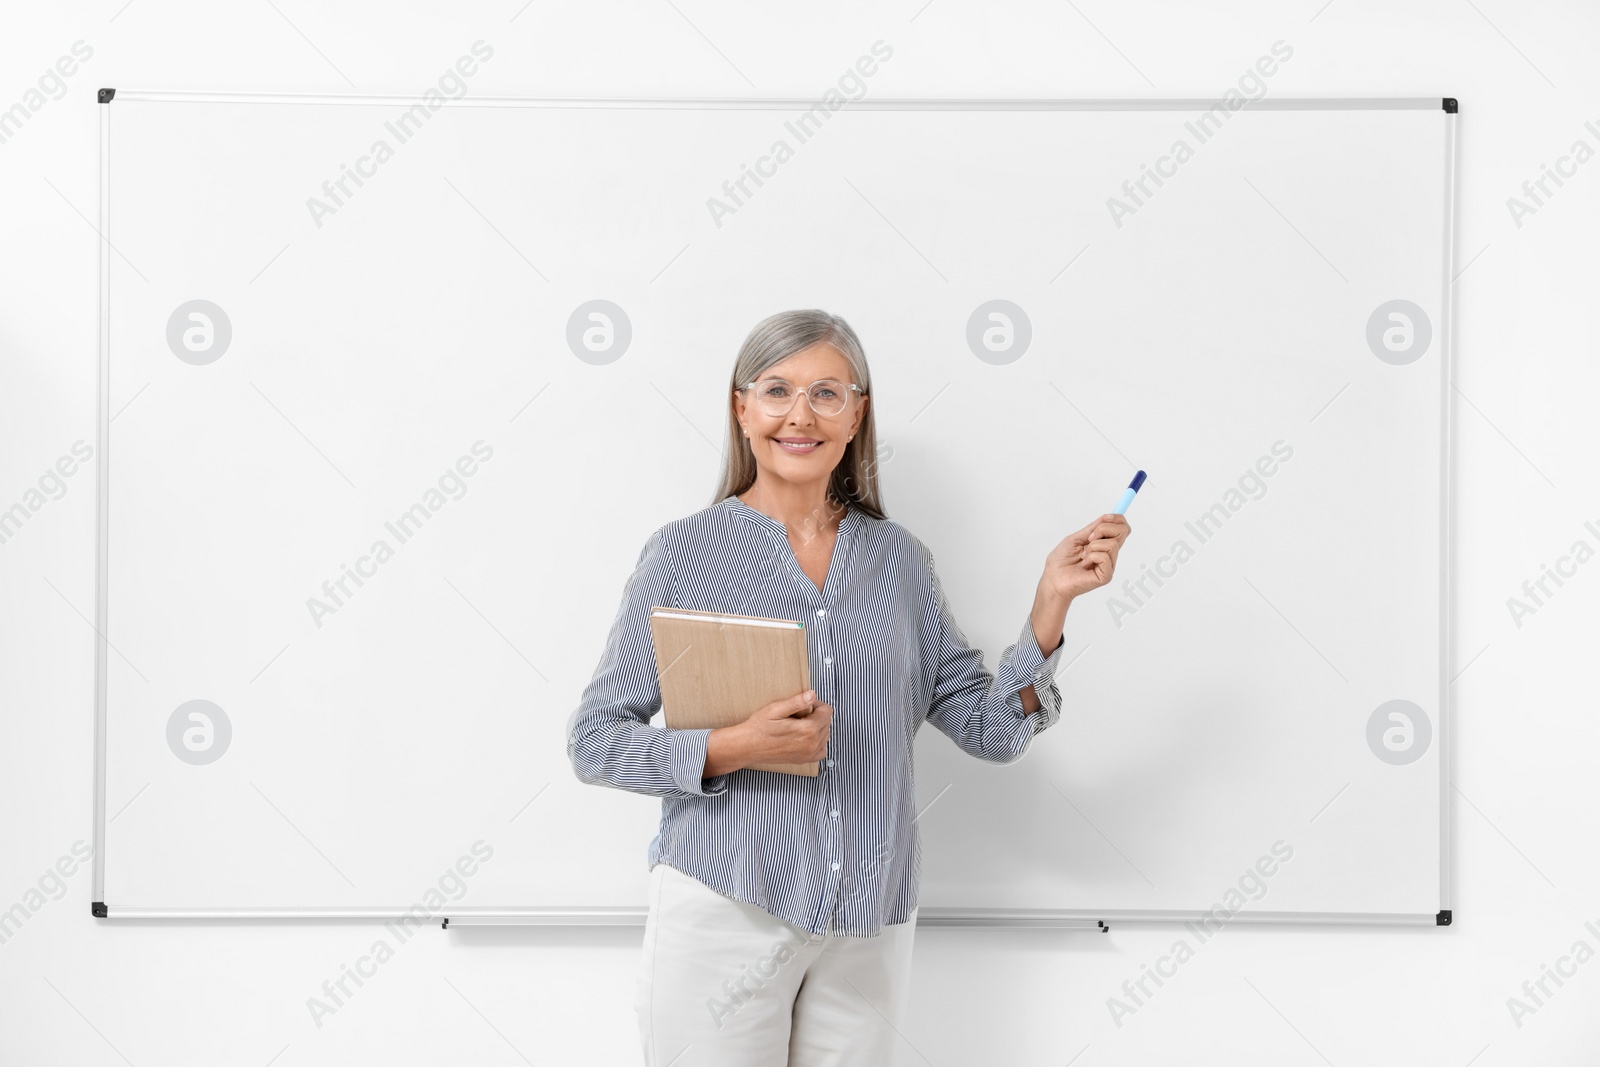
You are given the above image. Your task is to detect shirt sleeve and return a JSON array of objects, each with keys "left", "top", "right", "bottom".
[
  {"left": 918, "top": 539, "right": 1067, "bottom": 763},
  {"left": 566, "top": 528, "right": 732, "bottom": 799}
]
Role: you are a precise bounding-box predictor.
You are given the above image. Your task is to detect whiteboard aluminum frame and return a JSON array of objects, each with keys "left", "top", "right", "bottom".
[
  {"left": 1438, "top": 98, "right": 1460, "bottom": 926},
  {"left": 97, "top": 90, "right": 1447, "bottom": 110},
  {"left": 92, "top": 92, "right": 113, "bottom": 919},
  {"left": 92, "top": 91, "right": 1459, "bottom": 926}
]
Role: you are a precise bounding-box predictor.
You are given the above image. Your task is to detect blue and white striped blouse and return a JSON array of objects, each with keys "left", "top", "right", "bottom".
[{"left": 566, "top": 494, "right": 1067, "bottom": 938}]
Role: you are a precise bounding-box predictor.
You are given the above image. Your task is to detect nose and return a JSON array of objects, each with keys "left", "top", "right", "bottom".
[{"left": 786, "top": 392, "right": 821, "bottom": 422}]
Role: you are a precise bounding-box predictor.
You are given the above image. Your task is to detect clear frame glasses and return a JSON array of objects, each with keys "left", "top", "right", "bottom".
[{"left": 737, "top": 377, "right": 864, "bottom": 418}]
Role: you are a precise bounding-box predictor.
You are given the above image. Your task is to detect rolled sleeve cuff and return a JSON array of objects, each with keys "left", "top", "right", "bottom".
[
  {"left": 1012, "top": 615, "right": 1066, "bottom": 731},
  {"left": 669, "top": 728, "right": 730, "bottom": 797}
]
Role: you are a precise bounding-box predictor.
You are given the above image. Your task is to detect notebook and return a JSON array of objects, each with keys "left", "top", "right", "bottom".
[{"left": 647, "top": 606, "right": 818, "bottom": 777}]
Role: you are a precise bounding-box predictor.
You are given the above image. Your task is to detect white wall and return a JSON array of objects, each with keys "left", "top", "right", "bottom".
[{"left": 2, "top": 1, "right": 1596, "bottom": 1063}]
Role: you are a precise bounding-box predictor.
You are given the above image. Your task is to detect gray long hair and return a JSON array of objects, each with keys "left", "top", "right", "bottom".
[{"left": 710, "top": 309, "right": 887, "bottom": 519}]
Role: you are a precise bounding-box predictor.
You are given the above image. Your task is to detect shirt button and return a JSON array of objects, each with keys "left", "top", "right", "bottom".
[
  {"left": 831, "top": 862, "right": 841, "bottom": 871},
  {"left": 816, "top": 608, "right": 826, "bottom": 617},
  {"left": 830, "top": 809, "right": 839, "bottom": 818},
  {"left": 826, "top": 759, "right": 835, "bottom": 767},
  {"left": 824, "top": 657, "right": 832, "bottom": 665}
]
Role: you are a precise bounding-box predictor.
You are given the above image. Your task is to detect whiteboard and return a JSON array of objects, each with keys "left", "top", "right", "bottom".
[{"left": 93, "top": 93, "right": 1455, "bottom": 925}]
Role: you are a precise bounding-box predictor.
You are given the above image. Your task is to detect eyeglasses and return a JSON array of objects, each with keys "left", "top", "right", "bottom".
[{"left": 737, "top": 378, "right": 864, "bottom": 418}]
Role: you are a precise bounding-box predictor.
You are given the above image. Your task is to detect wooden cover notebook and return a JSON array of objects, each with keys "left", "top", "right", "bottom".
[{"left": 647, "top": 606, "right": 817, "bottom": 777}]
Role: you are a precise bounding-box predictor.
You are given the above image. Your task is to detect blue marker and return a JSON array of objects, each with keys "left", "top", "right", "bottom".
[{"left": 1112, "top": 470, "right": 1146, "bottom": 515}]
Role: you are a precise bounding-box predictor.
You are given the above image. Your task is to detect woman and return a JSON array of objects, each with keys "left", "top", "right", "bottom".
[{"left": 567, "top": 309, "right": 1131, "bottom": 1066}]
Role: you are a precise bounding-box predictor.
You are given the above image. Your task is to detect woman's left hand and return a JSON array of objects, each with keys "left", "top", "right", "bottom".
[{"left": 1041, "top": 513, "right": 1132, "bottom": 603}]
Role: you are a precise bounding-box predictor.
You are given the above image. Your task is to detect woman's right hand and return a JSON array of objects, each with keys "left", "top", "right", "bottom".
[{"left": 704, "top": 689, "right": 832, "bottom": 775}]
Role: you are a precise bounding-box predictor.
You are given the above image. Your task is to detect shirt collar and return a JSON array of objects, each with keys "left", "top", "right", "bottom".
[{"left": 724, "top": 495, "right": 864, "bottom": 539}]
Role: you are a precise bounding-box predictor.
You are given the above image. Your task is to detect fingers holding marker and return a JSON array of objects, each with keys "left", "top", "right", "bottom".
[
  {"left": 1101, "top": 474, "right": 1138, "bottom": 554},
  {"left": 1089, "top": 520, "right": 1130, "bottom": 543},
  {"left": 1084, "top": 473, "right": 1141, "bottom": 581}
]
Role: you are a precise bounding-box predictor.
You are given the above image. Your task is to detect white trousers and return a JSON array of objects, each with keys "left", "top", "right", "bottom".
[{"left": 634, "top": 862, "right": 918, "bottom": 1067}]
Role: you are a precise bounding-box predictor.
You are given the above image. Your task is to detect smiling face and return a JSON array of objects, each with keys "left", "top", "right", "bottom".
[{"left": 734, "top": 342, "right": 867, "bottom": 495}]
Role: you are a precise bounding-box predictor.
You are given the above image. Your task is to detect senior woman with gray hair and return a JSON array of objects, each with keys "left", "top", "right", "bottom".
[{"left": 567, "top": 308, "right": 1131, "bottom": 1066}]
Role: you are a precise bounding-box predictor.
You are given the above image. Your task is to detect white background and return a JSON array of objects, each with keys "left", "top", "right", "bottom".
[{"left": 2, "top": 2, "right": 1596, "bottom": 1064}]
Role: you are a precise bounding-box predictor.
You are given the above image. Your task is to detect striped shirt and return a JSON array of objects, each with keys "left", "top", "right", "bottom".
[{"left": 566, "top": 494, "right": 1067, "bottom": 938}]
